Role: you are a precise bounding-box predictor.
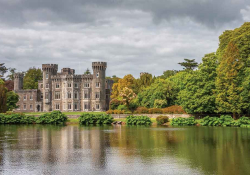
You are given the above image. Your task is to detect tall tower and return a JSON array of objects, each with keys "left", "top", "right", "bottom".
[
  {"left": 92, "top": 62, "right": 107, "bottom": 111},
  {"left": 42, "top": 64, "right": 58, "bottom": 112},
  {"left": 14, "top": 73, "right": 24, "bottom": 91}
]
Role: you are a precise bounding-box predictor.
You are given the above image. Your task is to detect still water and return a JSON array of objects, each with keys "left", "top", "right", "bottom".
[{"left": 0, "top": 125, "right": 250, "bottom": 175}]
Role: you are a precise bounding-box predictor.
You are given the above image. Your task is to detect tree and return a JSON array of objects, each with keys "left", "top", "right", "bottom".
[
  {"left": 7, "top": 68, "right": 16, "bottom": 80},
  {"left": 159, "top": 70, "right": 179, "bottom": 79},
  {"left": 215, "top": 42, "right": 244, "bottom": 118},
  {"left": 119, "top": 87, "right": 136, "bottom": 109},
  {"left": 23, "top": 67, "right": 43, "bottom": 89},
  {"left": 0, "top": 79, "right": 7, "bottom": 113},
  {"left": 178, "top": 59, "right": 198, "bottom": 70},
  {"left": 84, "top": 68, "right": 91, "bottom": 75},
  {"left": 177, "top": 53, "right": 218, "bottom": 114},
  {"left": 137, "top": 79, "right": 176, "bottom": 108},
  {"left": 6, "top": 91, "right": 19, "bottom": 111},
  {"left": 106, "top": 75, "right": 120, "bottom": 83},
  {"left": 0, "top": 63, "right": 8, "bottom": 78}
]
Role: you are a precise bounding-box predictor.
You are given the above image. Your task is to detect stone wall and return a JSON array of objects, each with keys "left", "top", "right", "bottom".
[{"left": 110, "top": 114, "right": 192, "bottom": 119}]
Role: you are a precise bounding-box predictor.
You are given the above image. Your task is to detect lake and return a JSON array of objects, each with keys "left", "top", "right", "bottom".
[{"left": 0, "top": 125, "right": 250, "bottom": 175}]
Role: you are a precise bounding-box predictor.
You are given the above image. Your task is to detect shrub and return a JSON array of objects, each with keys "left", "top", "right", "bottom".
[
  {"left": 135, "top": 107, "right": 149, "bottom": 114},
  {"left": 162, "top": 105, "right": 186, "bottom": 114},
  {"left": 148, "top": 108, "right": 163, "bottom": 114},
  {"left": 232, "top": 116, "right": 250, "bottom": 127},
  {"left": 126, "top": 115, "right": 152, "bottom": 125},
  {"left": 200, "top": 115, "right": 234, "bottom": 126},
  {"left": 171, "top": 117, "right": 196, "bottom": 126},
  {"left": 36, "top": 111, "right": 68, "bottom": 124},
  {"left": 106, "top": 110, "right": 114, "bottom": 114},
  {"left": 156, "top": 115, "right": 169, "bottom": 125},
  {"left": 79, "top": 113, "right": 114, "bottom": 125},
  {"left": 0, "top": 113, "right": 36, "bottom": 124}
]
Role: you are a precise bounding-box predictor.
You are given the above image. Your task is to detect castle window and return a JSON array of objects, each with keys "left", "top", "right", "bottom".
[
  {"left": 95, "top": 92, "right": 100, "bottom": 99},
  {"left": 56, "top": 104, "right": 60, "bottom": 110},
  {"left": 56, "top": 83, "right": 60, "bottom": 88},
  {"left": 84, "top": 103, "right": 89, "bottom": 110},
  {"left": 23, "top": 104, "right": 26, "bottom": 110},
  {"left": 46, "top": 73, "right": 49, "bottom": 79},
  {"left": 84, "top": 92, "right": 89, "bottom": 99},
  {"left": 55, "top": 92, "right": 60, "bottom": 99},
  {"left": 96, "top": 73, "right": 99, "bottom": 77},
  {"left": 41, "top": 84, "right": 43, "bottom": 88},
  {"left": 84, "top": 83, "right": 90, "bottom": 88},
  {"left": 23, "top": 94, "right": 27, "bottom": 100},
  {"left": 68, "top": 92, "right": 72, "bottom": 99},
  {"left": 45, "top": 92, "right": 49, "bottom": 99},
  {"left": 74, "top": 83, "right": 78, "bottom": 88},
  {"left": 74, "top": 103, "right": 78, "bottom": 110},
  {"left": 30, "top": 104, "right": 33, "bottom": 110},
  {"left": 68, "top": 103, "right": 72, "bottom": 110},
  {"left": 68, "top": 83, "right": 71, "bottom": 88},
  {"left": 96, "top": 82, "right": 100, "bottom": 88},
  {"left": 30, "top": 94, "right": 33, "bottom": 100},
  {"left": 96, "top": 104, "right": 100, "bottom": 110},
  {"left": 41, "top": 93, "right": 43, "bottom": 99},
  {"left": 74, "top": 92, "right": 78, "bottom": 99},
  {"left": 46, "top": 84, "right": 49, "bottom": 89}
]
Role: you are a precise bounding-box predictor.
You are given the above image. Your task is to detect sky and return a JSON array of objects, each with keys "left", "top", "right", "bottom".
[{"left": 0, "top": 0, "right": 250, "bottom": 78}]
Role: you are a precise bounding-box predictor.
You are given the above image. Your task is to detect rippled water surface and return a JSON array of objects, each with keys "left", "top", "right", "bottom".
[{"left": 1, "top": 125, "right": 250, "bottom": 175}]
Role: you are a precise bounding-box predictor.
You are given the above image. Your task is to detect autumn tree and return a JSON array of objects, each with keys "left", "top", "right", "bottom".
[
  {"left": 119, "top": 87, "right": 136, "bottom": 109},
  {"left": 215, "top": 42, "right": 244, "bottom": 118},
  {"left": 0, "top": 79, "right": 7, "bottom": 113}
]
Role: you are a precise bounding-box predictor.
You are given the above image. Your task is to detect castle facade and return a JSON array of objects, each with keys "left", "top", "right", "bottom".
[{"left": 14, "top": 62, "right": 113, "bottom": 112}]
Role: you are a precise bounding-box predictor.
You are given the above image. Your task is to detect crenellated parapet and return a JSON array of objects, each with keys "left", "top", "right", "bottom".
[
  {"left": 92, "top": 62, "right": 107, "bottom": 70},
  {"left": 42, "top": 64, "right": 58, "bottom": 73},
  {"left": 14, "top": 73, "right": 24, "bottom": 79}
]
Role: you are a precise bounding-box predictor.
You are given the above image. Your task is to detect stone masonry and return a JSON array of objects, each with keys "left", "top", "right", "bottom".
[{"left": 14, "top": 62, "right": 113, "bottom": 112}]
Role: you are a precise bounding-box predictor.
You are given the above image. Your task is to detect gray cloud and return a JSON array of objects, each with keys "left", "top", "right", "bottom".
[{"left": 0, "top": 0, "right": 249, "bottom": 78}]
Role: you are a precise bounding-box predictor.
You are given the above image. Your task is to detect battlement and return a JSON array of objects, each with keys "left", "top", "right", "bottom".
[
  {"left": 92, "top": 62, "right": 107, "bottom": 70},
  {"left": 14, "top": 73, "right": 24, "bottom": 79},
  {"left": 42, "top": 64, "right": 58, "bottom": 72}
]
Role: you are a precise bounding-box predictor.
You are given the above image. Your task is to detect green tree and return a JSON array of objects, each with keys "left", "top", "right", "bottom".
[
  {"left": 6, "top": 91, "right": 19, "bottom": 111},
  {"left": 177, "top": 53, "right": 218, "bottom": 114},
  {"left": 137, "top": 79, "right": 176, "bottom": 108},
  {"left": 84, "top": 68, "right": 91, "bottom": 75},
  {"left": 0, "top": 63, "right": 8, "bottom": 78},
  {"left": 215, "top": 42, "right": 245, "bottom": 118},
  {"left": 23, "top": 67, "right": 43, "bottom": 89},
  {"left": 7, "top": 68, "right": 16, "bottom": 80},
  {"left": 0, "top": 79, "right": 7, "bottom": 113},
  {"left": 178, "top": 59, "right": 198, "bottom": 70},
  {"left": 159, "top": 70, "right": 179, "bottom": 79}
]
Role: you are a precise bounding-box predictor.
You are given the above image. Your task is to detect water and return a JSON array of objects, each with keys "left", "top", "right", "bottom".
[{"left": 0, "top": 125, "right": 250, "bottom": 175}]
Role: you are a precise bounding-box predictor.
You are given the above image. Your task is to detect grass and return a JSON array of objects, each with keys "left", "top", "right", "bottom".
[{"left": 24, "top": 111, "right": 105, "bottom": 116}]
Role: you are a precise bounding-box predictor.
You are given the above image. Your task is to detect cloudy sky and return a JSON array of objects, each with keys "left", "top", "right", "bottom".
[{"left": 0, "top": 0, "right": 250, "bottom": 78}]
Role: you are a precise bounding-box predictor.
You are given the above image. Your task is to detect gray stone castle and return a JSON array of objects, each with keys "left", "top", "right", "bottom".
[{"left": 14, "top": 62, "right": 113, "bottom": 112}]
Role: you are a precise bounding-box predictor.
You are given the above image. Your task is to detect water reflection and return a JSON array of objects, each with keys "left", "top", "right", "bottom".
[{"left": 0, "top": 125, "right": 250, "bottom": 174}]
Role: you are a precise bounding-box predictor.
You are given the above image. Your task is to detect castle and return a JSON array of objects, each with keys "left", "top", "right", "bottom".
[{"left": 14, "top": 62, "right": 113, "bottom": 112}]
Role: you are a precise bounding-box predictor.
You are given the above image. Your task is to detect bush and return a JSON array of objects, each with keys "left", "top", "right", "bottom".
[
  {"left": 171, "top": 117, "right": 196, "bottom": 126},
  {"left": 148, "top": 108, "right": 163, "bottom": 114},
  {"left": 126, "top": 115, "right": 152, "bottom": 125},
  {"left": 200, "top": 115, "right": 234, "bottom": 126},
  {"left": 106, "top": 110, "right": 124, "bottom": 114},
  {"left": 36, "top": 111, "right": 68, "bottom": 124},
  {"left": 79, "top": 113, "right": 114, "bottom": 125},
  {"left": 232, "top": 116, "right": 250, "bottom": 127},
  {"left": 134, "top": 107, "right": 149, "bottom": 114},
  {"left": 156, "top": 115, "right": 169, "bottom": 125},
  {"left": 162, "top": 105, "right": 186, "bottom": 114},
  {"left": 0, "top": 113, "right": 36, "bottom": 124}
]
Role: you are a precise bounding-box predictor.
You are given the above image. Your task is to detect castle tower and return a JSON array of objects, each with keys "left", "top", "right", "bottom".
[
  {"left": 91, "top": 62, "right": 107, "bottom": 111},
  {"left": 42, "top": 64, "right": 58, "bottom": 112},
  {"left": 14, "top": 73, "right": 24, "bottom": 91}
]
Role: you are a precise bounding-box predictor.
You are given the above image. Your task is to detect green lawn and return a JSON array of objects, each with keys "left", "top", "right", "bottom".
[{"left": 24, "top": 111, "right": 105, "bottom": 116}]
